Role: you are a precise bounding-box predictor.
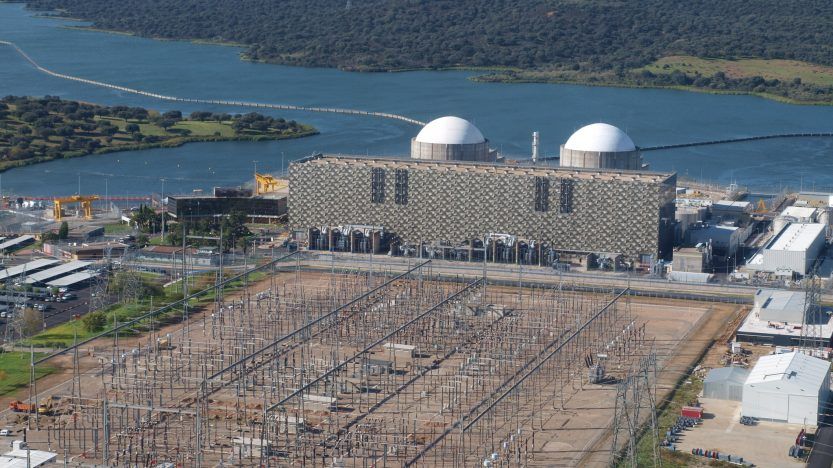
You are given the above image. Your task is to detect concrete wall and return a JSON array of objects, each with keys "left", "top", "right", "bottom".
[
  {"left": 289, "top": 156, "right": 676, "bottom": 260},
  {"left": 559, "top": 146, "right": 641, "bottom": 170},
  {"left": 410, "top": 139, "right": 493, "bottom": 162}
]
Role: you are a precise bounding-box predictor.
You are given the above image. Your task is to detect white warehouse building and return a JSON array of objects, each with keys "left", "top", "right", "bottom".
[
  {"left": 758, "top": 223, "right": 827, "bottom": 275},
  {"left": 742, "top": 351, "right": 831, "bottom": 426}
]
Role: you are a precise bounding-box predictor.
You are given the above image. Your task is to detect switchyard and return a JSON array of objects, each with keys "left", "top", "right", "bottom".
[{"left": 5, "top": 255, "right": 716, "bottom": 466}]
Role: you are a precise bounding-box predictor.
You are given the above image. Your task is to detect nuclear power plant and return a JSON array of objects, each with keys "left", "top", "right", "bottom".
[{"left": 290, "top": 116, "right": 676, "bottom": 269}]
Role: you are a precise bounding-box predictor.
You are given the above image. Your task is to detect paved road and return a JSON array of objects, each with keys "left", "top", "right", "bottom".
[{"left": 304, "top": 253, "right": 832, "bottom": 303}]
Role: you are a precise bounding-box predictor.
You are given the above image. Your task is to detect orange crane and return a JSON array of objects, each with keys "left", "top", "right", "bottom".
[
  {"left": 254, "top": 173, "right": 286, "bottom": 195},
  {"left": 53, "top": 195, "right": 100, "bottom": 220}
]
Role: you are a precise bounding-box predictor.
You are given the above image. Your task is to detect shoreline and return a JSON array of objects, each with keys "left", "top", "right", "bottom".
[
  {"left": 0, "top": 129, "right": 319, "bottom": 173},
  {"left": 13, "top": 5, "right": 833, "bottom": 107}
]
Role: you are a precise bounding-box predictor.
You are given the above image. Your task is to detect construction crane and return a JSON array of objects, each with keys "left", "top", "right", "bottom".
[
  {"left": 255, "top": 173, "right": 287, "bottom": 195},
  {"left": 53, "top": 195, "right": 100, "bottom": 220}
]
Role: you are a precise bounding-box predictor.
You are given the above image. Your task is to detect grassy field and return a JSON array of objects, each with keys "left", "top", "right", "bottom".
[
  {"left": 0, "top": 352, "right": 55, "bottom": 396},
  {"left": 104, "top": 222, "right": 133, "bottom": 235},
  {"left": 24, "top": 268, "right": 269, "bottom": 348},
  {"left": 98, "top": 116, "right": 238, "bottom": 138},
  {"left": 640, "top": 55, "right": 833, "bottom": 87}
]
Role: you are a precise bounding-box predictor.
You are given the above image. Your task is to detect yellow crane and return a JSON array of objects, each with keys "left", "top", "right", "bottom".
[
  {"left": 53, "top": 195, "right": 100, "bottom": 220},
  {"left": 254, "top": 173, "right": 287, "bottom": 195}
]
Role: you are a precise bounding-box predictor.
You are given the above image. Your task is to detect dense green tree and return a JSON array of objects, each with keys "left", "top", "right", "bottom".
[{"left": 58, "top": 221, "right": 69, "bottom": 239}]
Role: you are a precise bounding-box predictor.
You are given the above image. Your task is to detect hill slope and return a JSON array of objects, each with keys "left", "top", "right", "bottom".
[{"left": 25, "top": 0, "right": 833, "bottom": 103}]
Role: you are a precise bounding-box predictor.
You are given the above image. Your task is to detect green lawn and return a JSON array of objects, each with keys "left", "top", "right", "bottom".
[
  {"left": 98, "top": 116, "right": 237, "bottom": 138},
  {"left": 104, "top": 222, "right": 133, "bottom": 235},
  {"left": 24, "top": 269, "right": 266, "bottom": 348},
  {"left": 0, "top": 352, "right": 55, "bottom": 396},
  {"left": 640, "top": 55, "right": 833, "bottom": 87}
]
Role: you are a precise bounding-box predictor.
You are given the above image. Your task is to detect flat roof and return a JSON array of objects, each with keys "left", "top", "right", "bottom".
[
  {"left": 755, "top": 288, "right": 806, "bottom": 312},
  {"left": 0, "top": 258, "right": 61, "bottom": 282},
  {"left": 766, "top": 223, "right": 826, "bottom": 252},
  {"left": 737, "top": 309, "right": 833, "bottom": 340},
  {"left": 0, "top": 447, "right": 57, "bottom": 467},
  {"left": 714, "top": 200, "right": 751, "bottom": 208},
  {"left": 781, "top": 206, "right": 818, "bottom": 219},
  {"left": 0, "top": 235, "right": 34, "bottom": 251},
  {"left": 298, "top": 154, "right": 675, "bottom": 184},
  {"left": 24, "top": 260, "right": 92, "bottom": 284},
  {"left": 46, "top": 271, "right": 96, "bottom": 287}
]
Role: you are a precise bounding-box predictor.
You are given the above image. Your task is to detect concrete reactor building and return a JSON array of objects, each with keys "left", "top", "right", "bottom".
[
  {"left": 559, "top": 123, "right": 643, "bottom": 170},
  {"left": 410, "top": 116, "right": 496, "bottom": 162},
  {"left": 289, "top": 154, "right": 676, "bottom": 268}
]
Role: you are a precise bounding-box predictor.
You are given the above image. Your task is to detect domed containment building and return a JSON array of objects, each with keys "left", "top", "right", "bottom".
[
  {"left": 411, "top": 116, "right": 496, "bottom": 162},
  {"left": 560, "top": 123, "right": 643, "bottom": 170}
]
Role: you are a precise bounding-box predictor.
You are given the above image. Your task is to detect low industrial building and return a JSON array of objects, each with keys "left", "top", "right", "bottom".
[
  {"left": 703, "top": 367, "right": 749, "bottom": 401},
  {"left": 289, "top": 154, "right": 677, "bottom": 267},
  {"left": 711, "top": 200, "right": 752, "bottom": 221},
  {"left": 559, "top": 123, "right": 643, "bottom": 170},
  {"left": 66, "top": 225, "right": 104, "bottom": 242},
  {"left": 137, "top": 245, "right": 220, "bottom": 267},
  {"left": 672, "top": 245, "right": 712, "bottom": 273},
  {"left": 0, "top": 440, "right": 57, "bottom": 467},
  {"left": 167, "top": 194, "right": 286, "bottom": 222},
  {"left": 686, "top": 224, "right": 751, "bottom": 257},
  {"left": 736, "top": 289, "right": 833, "bottom": 347},
  {"left": 797, "top": 191, "right": 833, "bottom": 208},
  {"left": 742, "top": 351, "right": 831, "bottom": 426},
  {"left": 750, "top": 223, "right": 827, "bottom": 276}
]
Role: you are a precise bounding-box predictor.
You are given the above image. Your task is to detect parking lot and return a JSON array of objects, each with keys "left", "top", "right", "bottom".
[
  {"left": 0, "top": 285, "right": 94, "bottom": 343},
  {"left": 674, "top": 398, "right": 807, "bottom": 466}
]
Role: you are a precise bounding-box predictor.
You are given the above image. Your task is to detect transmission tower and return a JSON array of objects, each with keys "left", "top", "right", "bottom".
[
  {"left": 610, "top": 343, "right": 660, "bottom": 468},
  {"left": 800, "top": 271, "right": 824, "bottom": 356}
]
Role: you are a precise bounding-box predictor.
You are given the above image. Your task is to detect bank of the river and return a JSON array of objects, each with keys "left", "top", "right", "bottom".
[
  {"left": 0, "top": 96, "right": 317, "bottom": 172},
  {"left": 48, "top": 23, "right": 833, "bottom": 107},
  {"left": 473, "top": 69, "right": 833, "bottom": 107}
]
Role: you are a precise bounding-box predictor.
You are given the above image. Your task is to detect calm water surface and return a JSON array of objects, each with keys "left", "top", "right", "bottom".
[{"left": 1, "top": 3, "right": 832, "bottom": 196}]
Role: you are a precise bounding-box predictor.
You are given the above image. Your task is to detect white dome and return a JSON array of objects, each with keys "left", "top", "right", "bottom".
[
  {"left": 415, "top": 116, "right": 485, "bottom": 145},
  {"left": 564, "top": 123, "right": 636, "bottom": 153}
]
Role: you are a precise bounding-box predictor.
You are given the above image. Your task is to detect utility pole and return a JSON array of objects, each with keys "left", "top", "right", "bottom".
[{"left": 160, "top": 178, "right": 167, "bottom": 243}]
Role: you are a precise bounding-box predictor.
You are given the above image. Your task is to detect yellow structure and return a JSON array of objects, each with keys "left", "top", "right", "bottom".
[
  {"left": 53, "top": 195, "right": 100, "bottom": 220},
  {"left": 255, "top": 173, "right": 286, "bottom": 195}
]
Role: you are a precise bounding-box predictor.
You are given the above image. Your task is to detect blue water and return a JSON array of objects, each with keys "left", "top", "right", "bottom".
[{"left": 1, "top": 2, "right": 832, "bottom": 196}]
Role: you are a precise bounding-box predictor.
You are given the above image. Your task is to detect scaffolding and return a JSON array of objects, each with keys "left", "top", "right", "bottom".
[{"left": 17, "top": 254, "right": 658, "bottom": 466}]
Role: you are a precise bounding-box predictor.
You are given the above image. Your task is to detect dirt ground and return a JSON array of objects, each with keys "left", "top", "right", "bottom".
[{"left": 3, "top": 270, "right": 747, "bottom": 466}]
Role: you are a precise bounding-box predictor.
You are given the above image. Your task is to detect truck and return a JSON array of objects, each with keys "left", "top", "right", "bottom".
[{"left": 8, "top": 401, "right": 36, "bottom": 413}]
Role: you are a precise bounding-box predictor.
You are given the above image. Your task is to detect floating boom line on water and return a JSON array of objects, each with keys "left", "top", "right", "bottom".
[{"left": 0, "top": 40, "right": 426, "bottom": 126}]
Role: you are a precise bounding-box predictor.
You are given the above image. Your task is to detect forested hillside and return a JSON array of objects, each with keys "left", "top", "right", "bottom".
[
  {"left": 24, "top": 0, "right": 833, "bottom": 103},
  {"left": 27, "top": 0, "right": 833, "bottom": 71}
]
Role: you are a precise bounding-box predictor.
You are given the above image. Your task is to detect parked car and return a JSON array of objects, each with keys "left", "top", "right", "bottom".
[{"left": 0, "top": 429, "right": 10, "bottom": 436}]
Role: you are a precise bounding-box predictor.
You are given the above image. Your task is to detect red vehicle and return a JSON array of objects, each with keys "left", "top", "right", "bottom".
[{"left": 681, "top": 406, "right": 703, "bottom": 419}]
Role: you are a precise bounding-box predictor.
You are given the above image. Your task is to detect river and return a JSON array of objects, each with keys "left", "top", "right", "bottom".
[{"left": 1, "top": 2, "right": 832, "bottom": 196}]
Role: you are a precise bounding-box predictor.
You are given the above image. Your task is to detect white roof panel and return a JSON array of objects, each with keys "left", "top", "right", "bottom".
[
  {"left": 0, "top": 235, "right": 34, "bottom": 251},
  {"left": 767, "top": 223, "right": 826, "bottom": 252},
  {"left": 46, "top": 271, "right": 96, "bottom": 287},
  {"left": 0, "top": 258, "right": 61, "bottom": 282},
  {"left": 746, "top": 352, "right": 830, "bottom": 390},
  {"left": 24, "top": 261, "right": 92, "bottom": 284}
]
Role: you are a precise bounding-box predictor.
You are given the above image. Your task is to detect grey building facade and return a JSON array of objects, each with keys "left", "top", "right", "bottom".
[{"left": 289, "top": 155, "right": 676, "bottom": 266}]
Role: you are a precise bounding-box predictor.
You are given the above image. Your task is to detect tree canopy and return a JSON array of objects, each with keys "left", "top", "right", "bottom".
[{"left": 27, "top": 0, "right": 833, "bottom": 72}]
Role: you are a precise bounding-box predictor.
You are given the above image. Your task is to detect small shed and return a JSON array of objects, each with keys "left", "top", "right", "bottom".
[{"left": 703, "top": 367, "right": 749, "bottom": 401}]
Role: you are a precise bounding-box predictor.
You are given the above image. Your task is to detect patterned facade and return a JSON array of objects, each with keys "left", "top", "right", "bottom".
[{"left": 289, "top": 155, "right": 676, "bottom": 260}]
